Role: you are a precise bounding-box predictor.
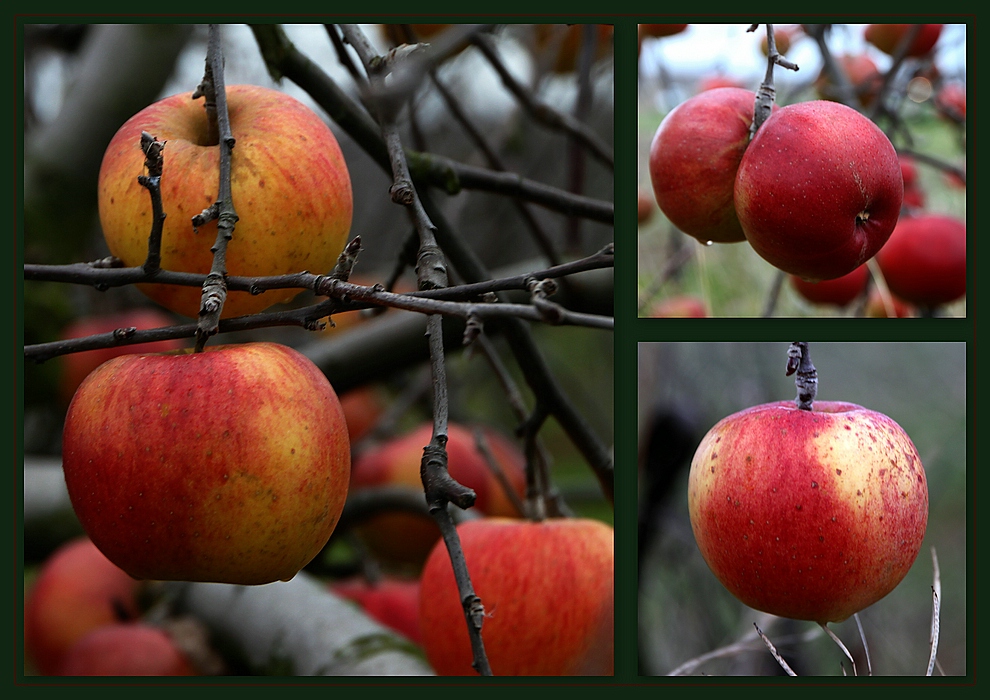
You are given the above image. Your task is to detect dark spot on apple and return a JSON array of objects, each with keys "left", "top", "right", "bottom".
[
  {"left": 819, "top": 536, "right": 824, "bottom": 542},
  {"left": 844, "top": 425, "right": 852, "bottom": 430},
  {"left": 836, "top": 469, "right": 842, "bottom": 475},
  {"left": 811, "top": 481, "right": 818, "bottom": 488},
  {"left": 796, "top": 504, "right": 803, "bottom": 511}
]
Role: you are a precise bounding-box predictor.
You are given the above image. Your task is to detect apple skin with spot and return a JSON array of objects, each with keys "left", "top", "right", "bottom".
[
  {"left": 98, "top": 84, "right": 353, "bottom": 319},
  {"left": 688, "top": 400, "right": 928, "bottom": 624},
  {"left": 60, "top": 342, "right": 350, "bottom": 585},
  {"left": 649, "top": 88, "right": 776, "bottom": 244},
  {"left": 734, "top": 100, "right": 903, "bottom": 281}
]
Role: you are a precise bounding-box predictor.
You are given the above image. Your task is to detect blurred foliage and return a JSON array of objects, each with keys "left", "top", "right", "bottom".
[{"left": 638, "top": 342, "right": 967, "bottom": 676}]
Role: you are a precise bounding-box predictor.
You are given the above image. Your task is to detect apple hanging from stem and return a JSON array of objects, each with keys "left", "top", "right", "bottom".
[{"left": 688, "top": 343, "right": 928, "bottom": 624}]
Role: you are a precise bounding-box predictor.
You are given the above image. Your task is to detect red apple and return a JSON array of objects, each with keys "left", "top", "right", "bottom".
[
  {"left": 349, "top": 422, "right": 526, "bottom": 564},
  {"left": 875, "top": 214, "right": 966, "bottom": 306},
  {"left": 865, "top": 24, "right": 943, "bottom": 57},
  {"left": 331, "top": 576, "right": 422, "bottom": 644},
  {"left": 59, "top": 624, "right": 196, "bottom": 676},
  {"left": 789, "top": 264, "right": 869, "bottom": 308},
  {"left": 646, "top": 296, "right": 708, "bottom": 318},
  {"left": 61, "top": 342, "right": 351, "bottom": 585},
  {"left": 815, "top": 54, "right": 882, "bottom": 107},
  {"left": 650, "top": 88, "right": 775, "bottom": 244},
  {"left": 58, "top": 309, "right": 186, "bottom": 404},
  {"left": 760, "top": 25, "right": 799, "bottom": 56},
  {"left": 24, "top": 537, "right": 141, "bottom": 675},
  {"left": 689, "top": 400, "right": 928, "bottom": 623},
  {"left": 697, "top": 76, "right": 744, "bottom": 92},
  {"left": 935, "top": 81, "right": 966, "bottom": 121},
  {"left": 637, "top": 188, "right": 655, "bottom": 224},
  {"left": 419, "top": 517, "right": 613, "bottom": 675},
  {"left": 339, "top": 385, "right": 387, "bottom": 444},
  {"left": 98, "top": 84, "right": 353, "bottom": 319},
  {"left": 864, "top": 287, "right": 916, "bottom": 318},
  {"left": 734, "top": 100, "right": 903, "bottom": 280}
]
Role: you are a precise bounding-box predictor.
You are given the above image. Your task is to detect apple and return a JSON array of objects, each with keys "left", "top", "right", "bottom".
[
  {"left": 98, "top": 84, "right": 353, "bottom": 319},
  {"left": 637, "top": 187, "right": 655, "bottom": 224},
  {"left": 58, "top": 624, "right": 196, "bottom": 676},
  {"left": 339, "top": 385, "right": 387, "bottom": 444},
  {"left": 60, "top": 342, "right": 351, "bottom": 585},
  {"left": 646, "top": 296, "right": 708, "bottom": 318},
  {"left": 331, "top": 576, "right": 423, "bottom": 644},
  {"left": 760, "top": 25, "right": 799, "bottom": 56},
  {"left": 734, "top": 100, "right": 903, "bottom": 280},
  {"left": 24, "top": 537, "right": 141, "bottom": 675},
  {"left": 864, "top": 287, "right": 915, "bottom": 318},
  {"left": 865, "top": 24, "right": 943, "bottom": 57},
  {"left": 419, "top": 517, "right": 613, "bottom": 675},
  {"left": 875, "top": 214, "right": 966, "bottom": 306},
  {"left": 789, "top": 264, "right": 869, "bottom": 308},
  {"left": 935, "top": 81, "right": 966, "bottom": 121},
  {"left": 688, "top": 400, "right": 928, "bottom": 623},
  {"left": 650, "top": 88, "right": 775, "bottom": 244},
  {"left": 815, "top": 54, "right": 882, "bottom": 107},
  {"left": 697, "top": 76, "right": 744, "bottom": 92},
  {"left": 536, "top": 24, "right": 613, "bottom": 74},
  {"left": 349, "top": 422, "right": 527, "bottom": 565},
  {"left": 58, "top": 309, "right": 186, "bottom": 404}
]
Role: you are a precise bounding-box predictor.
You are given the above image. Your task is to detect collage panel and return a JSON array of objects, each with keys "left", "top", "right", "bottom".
[
  {"left": 637, "top": 23, "right": 967, "bottom": 318},
  {"left": 637, "top": 341, "right": 967, "bottom": 676},
  {"left": 21, "top": 22, "right": 614, "bottom": 679}
]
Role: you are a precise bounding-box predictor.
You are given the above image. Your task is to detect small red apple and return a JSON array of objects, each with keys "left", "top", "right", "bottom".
[
  {"left": 58, "top": 309, "right": 186, "bottom": 404},
  {"left": 734, "top": 100, "right": 903, "bottom": 280},
  {"left": 760, "top": 25, "right": 799, "bottom": 56},
  {"left": 789, "top": 264, "right": 869, "bottom": 308},
  {"left": 875, "top": 214, "right": 966, "bottom": 306},
  {"left": 637, "top": 187, "right": 655, "bottom": 224},
  {"left": 98, "top": 84, "right": 353, "bottom": 319},
  {"left": 864, "top": 287, "right": 916, "bottom": 318},
  {"left": 689, "top": 399, "right": 928, "bottom": 623},
  {"left": 419, "top": 517, "right": 613, "bottom": 675},
  {"left": 815, "top": 54, "right": 882, "bottom": 107},
  {"left": 650, "top": 88, "right": 775, "bottom": 244},
  {"left": 61, "top": 342, "right": 351, "bottom": 585},
  {"left": 349, "top": 422, "right": 526, "bottom": 564},
  {"left": 696, "top": 76, "right": 744, "bottom": 92},
  {"left": 935, "top": 81, "right": 966, "bottom": 121},
  {"left": 59, "top": 624, "right": 196, "bottom": 676},
  {"left": 331, "top": 576, "right": 422, "bottom": 644},
  {"left": 865, "top": 24, "right": 943, "bottom": 57},
  {"left": 339, "top": 385, "right": 387, "bottom": 444},
  {"left": 646, "top": 296, "right": 709, "bottom": 318},
  {"left": 24, "top": 537, "right": 141, "bottom": 675}
]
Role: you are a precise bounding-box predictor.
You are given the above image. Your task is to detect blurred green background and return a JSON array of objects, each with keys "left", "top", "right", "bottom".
[{"left": 638, "top": 342, "right": 967, "bottom": 676}]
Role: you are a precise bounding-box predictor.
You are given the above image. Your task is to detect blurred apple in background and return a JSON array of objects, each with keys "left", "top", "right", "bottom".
[
  {"left": 875, "top": 214, "right": 966, "bottom": 307},
  {"left": 646, "top": 296, "right": 708, "bottom": 318},
  {"left": 865, "top": 23, "right": 943, "bottom": 57},
  {"left": 790, "top": 264, "right": 869, "bottom": 308},
  {"left": 58, "top": 624, "right": 197, "bottom": 676},
  {"left": 25, "top": 537, "right": 141, "bottom": 675},
  {"left": 349, "top": 422, "right": 527, "bottom": 565},
  {"left": 331, "top": 576, "right": 423, "bottom": 644}
]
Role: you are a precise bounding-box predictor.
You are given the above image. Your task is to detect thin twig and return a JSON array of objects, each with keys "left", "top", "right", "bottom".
[
  {"left": 927, "top": 546, "right": 941, "bottom": 676},
  {"left": 820, "top": 622, "right": 857, "bottom": 676},
  {"left": 754, "top": 623, "right": 798, "bottom": 676},
  {"left": 853, "top": 612, "right": 873, "bottom": 676}
]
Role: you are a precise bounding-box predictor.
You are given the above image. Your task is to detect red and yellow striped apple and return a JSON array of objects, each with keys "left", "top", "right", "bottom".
[
  {"left": 61, "top": 342, "right": 350, "bottom": 585},
  {"left": 419, "top": 517, "right": 614, "bottom": 675},
  {"left": 688, "top": 400, "right": 928, "bottom": 623},
  {"left": 735, "top": 100, "right": 903, "bottom": 280},
  {"left": 98, "top": 84, "right": 352, "bottom": 319}
]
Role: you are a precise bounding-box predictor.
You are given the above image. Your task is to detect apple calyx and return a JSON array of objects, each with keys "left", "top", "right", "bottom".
[{"left": 785, "top": 341, "right": 818, "bottom": 411}]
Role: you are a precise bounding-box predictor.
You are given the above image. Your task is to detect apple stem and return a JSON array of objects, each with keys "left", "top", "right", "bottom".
[
  {"left": 137, "top": 131, "right": 166, "bottom": 275},
  {"left": 785, "top": 341, "right": 818, "bottom": 410},
  {"left": 749, "top": 24, "right": 799, "bottom": 136}
]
